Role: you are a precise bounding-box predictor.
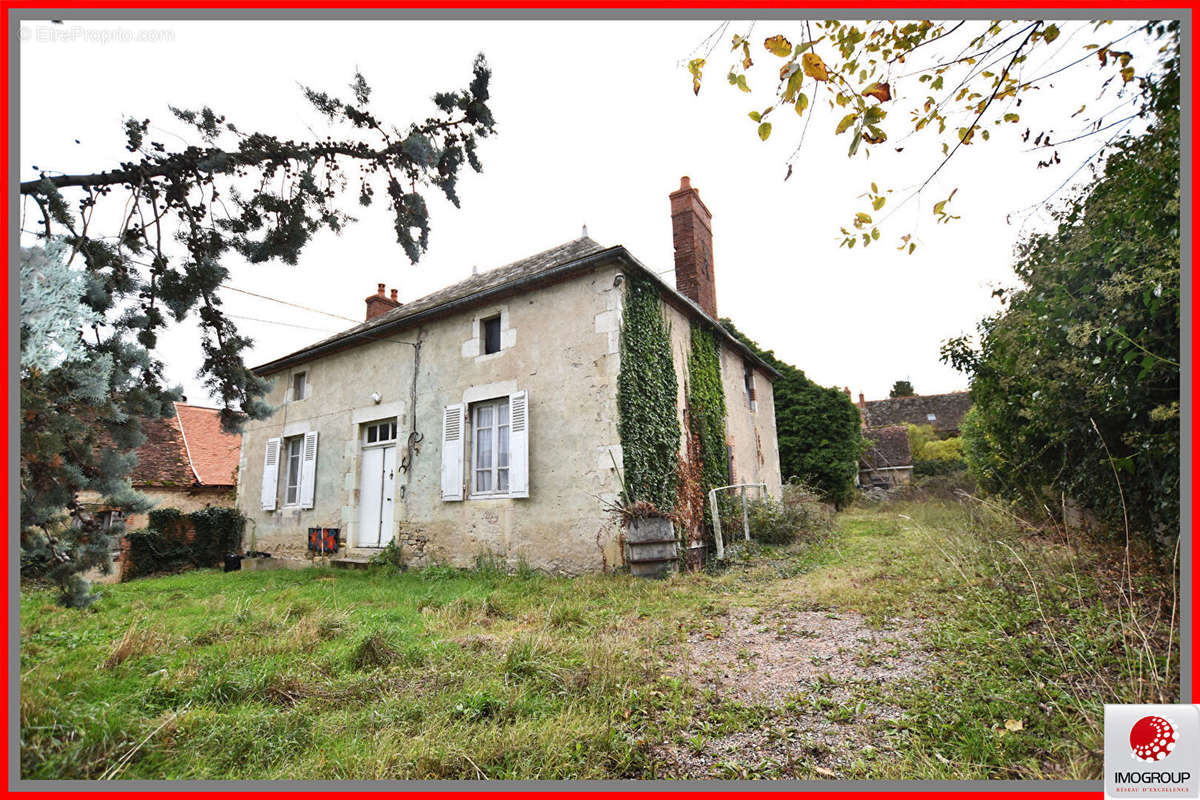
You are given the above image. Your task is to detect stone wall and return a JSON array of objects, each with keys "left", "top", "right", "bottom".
[
  {"left": 77, "top": 486, "right": 235, "bottom": 532},
  {"left": 662, "top": 302, "right": 783, "bottom": 501},
  {"left": 236, "top": 261, "right": 628, "bottom": 573}
]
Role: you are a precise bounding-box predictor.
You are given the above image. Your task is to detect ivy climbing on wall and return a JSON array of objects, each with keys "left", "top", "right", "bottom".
[
  {"left": 617, "top": 274, "right": 680, "bottom": 513},
  {"left": 686, "top": 325, "right": 729, "bottom": 531}
]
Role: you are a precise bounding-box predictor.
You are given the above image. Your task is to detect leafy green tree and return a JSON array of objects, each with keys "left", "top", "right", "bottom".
[
  {"left": 721, "top": 320, "right": 864, "bottom": 508},
  {"left": 922, "top": 437, "right": 964, "bottom": 463},
  {"left": 20, "top": 58, "right": 496, "bottom": 606},
  {"left": 890, "top": 380, "right": 915, "bottom": 398},
  {"left": 904, "top": 423, "right": 937, "bottom": 461},
  {"left": 687, "top": 20, "right": 1171, "bottom": 249},
  {"left": 943, "top": 30, "right": 1179, "bottom": 555}
]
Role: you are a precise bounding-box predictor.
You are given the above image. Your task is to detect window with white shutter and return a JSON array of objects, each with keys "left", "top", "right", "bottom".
[
  {"left": 441, "top": 404, "right": 465, "bottom": 501},
  {"left": 261, "top": 437, "right": 281, "bottom": 511},
  {"left": 508, "top": 390, "right": 529, "bottom": 498},
  {"left": 470, "top": 398, "right": 509, "bottom": 495},
  {"left": 283, "top": 436, "right": 303, "bottom": 505},
  {"left": 299, "top": 431, "right": 318, "bottom": 509}
]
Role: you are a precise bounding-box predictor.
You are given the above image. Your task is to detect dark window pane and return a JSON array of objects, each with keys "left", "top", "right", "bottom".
[{"left": 483, "top": 316, "right": 502, "bottom": 354}]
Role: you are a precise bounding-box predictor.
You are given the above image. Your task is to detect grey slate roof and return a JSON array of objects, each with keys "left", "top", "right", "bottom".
[
  {"left": 253, "top": 236, "right": 781, "bottom": 380},
  {"left": 861, "top": 392, "right": 973, "bottom": 434}
]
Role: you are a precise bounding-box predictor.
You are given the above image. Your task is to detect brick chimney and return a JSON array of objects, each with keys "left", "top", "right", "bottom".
[
  {"left": 669, "top": 176, "right": 717, "bottom": 318},
  {"left": 365, "top": 282, "right": 402, "bottom": 321},
  {"left": 858, "top": 392, "right": 866, "bottom": 409}
]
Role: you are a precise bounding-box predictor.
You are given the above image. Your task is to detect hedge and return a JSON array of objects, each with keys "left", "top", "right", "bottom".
[{"left": 122, "top": 506, "right": 246, "bottom": 581}]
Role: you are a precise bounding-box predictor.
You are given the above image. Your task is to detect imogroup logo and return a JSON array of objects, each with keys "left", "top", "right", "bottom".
[
  {"left": 1131, "top": 715, "right": 1178, "bottom": 762},
  {"left": 1106, "top": 705, "right": 1199, "bottom": 798}
]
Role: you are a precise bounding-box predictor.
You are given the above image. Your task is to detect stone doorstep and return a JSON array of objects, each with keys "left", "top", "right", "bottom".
[
  {"left": 241, "top": 555, "right": 311, "bottom": 572},
  {"left": 328, "top": 547, "right": 382, "bottom": 569},
  {"left": 329, "top": 556, "right": 374, "bottom": 570}
]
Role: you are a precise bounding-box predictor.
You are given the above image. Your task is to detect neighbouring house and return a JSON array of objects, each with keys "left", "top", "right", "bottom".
[
  {"left": 235, "top": 177, "right": 783, "bottom": 573},
  {"left": 856, "top": 391, "right": 972, "bottom": 437},
  {"left": 858, "top": 424, "right": 912, "bottom": 488},
  {"left": 80, "top": 402, "right": 242, "bottom": 532}
]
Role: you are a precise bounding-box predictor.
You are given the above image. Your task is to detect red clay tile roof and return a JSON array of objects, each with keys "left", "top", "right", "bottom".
[
  {"left": 96, "top": 404, "right": 241, "bottom": 488},
  {"left": 174, "top": 403, "right": 241, "bottom": 487},
  {"left": 128, "top": 415, "right": 194, "bottom": 487}
]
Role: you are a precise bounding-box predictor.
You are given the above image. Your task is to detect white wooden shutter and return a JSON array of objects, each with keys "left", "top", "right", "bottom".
[
  {"left": 441, "top": 404, "right": 465, "bottom": 501},
  {"left": 508, "top": 390, "right": 529, "bottom": 498},
  {"left": 299, "top": 431, "right": 318, "bottom": 510},
  {"left": 261, "top": 437, "right": 281, "bottom": 511}
]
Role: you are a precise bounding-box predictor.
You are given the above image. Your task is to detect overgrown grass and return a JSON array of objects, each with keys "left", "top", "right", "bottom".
[
  {"left": 19, "top": 498, "right": 1176, "bottom": 780},
  {"left": 19, "top": 548, "right": 821, "bottom": 779},
  {"left": 824, "top": 499, "right": 1179, "bottom": 780}
]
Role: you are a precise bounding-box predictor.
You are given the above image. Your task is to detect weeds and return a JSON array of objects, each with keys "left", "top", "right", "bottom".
[
  {"left": 19, "top": 498, "right": 1176, "bottom": 780},
  {"left": 350, "top": 633, "right": 402, "bottom": 671},
  {"left": 104, "top": 621, "right": 167, "bottom": 668}
]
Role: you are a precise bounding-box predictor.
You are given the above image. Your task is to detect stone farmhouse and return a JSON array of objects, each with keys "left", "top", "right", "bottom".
[{"left": 235, "top": 178, "right": 782, "bottom": 573}]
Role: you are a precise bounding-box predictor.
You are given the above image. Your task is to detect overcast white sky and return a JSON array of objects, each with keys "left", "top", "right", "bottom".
[{"left": 19, "top": 18, "right": 1158, "bottom": 403}]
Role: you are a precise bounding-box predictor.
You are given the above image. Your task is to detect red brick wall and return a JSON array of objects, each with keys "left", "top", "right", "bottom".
[{"left": 669, "top": 177, "right": 718, "bottom": 319}]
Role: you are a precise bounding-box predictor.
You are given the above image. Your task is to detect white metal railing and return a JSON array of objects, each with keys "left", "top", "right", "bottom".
[{"left": 708, "top": 483, "right": 767, "bottom": 560}]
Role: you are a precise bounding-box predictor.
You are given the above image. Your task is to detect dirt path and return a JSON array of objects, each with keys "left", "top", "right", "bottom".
[{"left": 655, "top": 600, "right": 927, "bottom": 777}]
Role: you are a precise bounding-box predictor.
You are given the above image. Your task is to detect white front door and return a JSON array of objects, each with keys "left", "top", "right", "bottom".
[{"left": 358, "top": 445, "right": 396, "bottom": 547}]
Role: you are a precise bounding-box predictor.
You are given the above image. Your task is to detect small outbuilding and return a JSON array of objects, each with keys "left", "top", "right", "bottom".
[{"left": 858, "top": 424, "right": 913, "bottom": 489}]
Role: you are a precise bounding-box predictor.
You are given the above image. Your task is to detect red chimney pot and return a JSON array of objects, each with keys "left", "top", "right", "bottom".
[{"left": 365, "top": 283, "right": 402, "bottom": 321}]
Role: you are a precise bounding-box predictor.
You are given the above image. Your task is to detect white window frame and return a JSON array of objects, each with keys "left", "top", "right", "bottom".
[
  {"left": 470, "top": 397, "right": 511, "bottom": 497},
  {"left": 363, "top": 418, "right": 398, "bottom": 448},
  {"left": 283, "top": 435, "right": 304, "bottom": 506}
]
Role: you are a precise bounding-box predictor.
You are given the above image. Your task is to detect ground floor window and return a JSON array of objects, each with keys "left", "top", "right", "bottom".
[{"left": 472, "top": 397, "right": 510, "bottom": 494}]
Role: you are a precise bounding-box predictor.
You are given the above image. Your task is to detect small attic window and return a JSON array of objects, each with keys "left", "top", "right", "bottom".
[
  {"left": 292, "top": 372, "right": 307, "bottom": 402},
  {"left": 926, "top": 413, "right": 937, "bottom": 422},
  {"left": 482, "top": 315, "right": 502, "bottom": 355}
]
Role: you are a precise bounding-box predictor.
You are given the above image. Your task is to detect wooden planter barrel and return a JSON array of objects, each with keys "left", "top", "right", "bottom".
[{"left": 625, "top": 517, "right": 678, "bottom": 578}]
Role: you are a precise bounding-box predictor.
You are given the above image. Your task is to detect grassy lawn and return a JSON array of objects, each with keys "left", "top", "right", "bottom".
[{"left": 20, "top": 498, "right": 1177, "bottom": 780}]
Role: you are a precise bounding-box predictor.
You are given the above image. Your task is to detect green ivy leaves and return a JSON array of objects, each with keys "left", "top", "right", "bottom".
[
  {"left": 687, "top": 326, "right": 729, "bottom": 523},
  {"left": 617, "top": 276, "right": 680, "bottom": 512}
]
